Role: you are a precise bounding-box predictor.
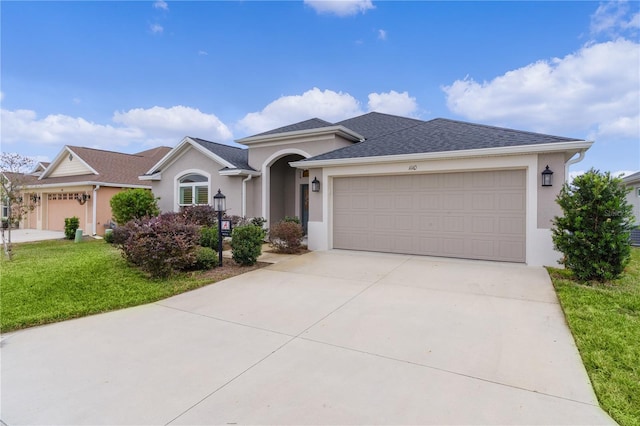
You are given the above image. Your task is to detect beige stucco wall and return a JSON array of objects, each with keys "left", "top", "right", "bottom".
[
  {"left": 307, "top": 153, "right": 567, "bottom": 267},
  {"left": 94, "top": 186, "right": 121, "bottom": 235},
  {"left": 151, "top": 146, "right": 243, "bottom": 216},
  {"left": 247, "top": 134, "right": 353, "bottom": 171},
  {"left": 244, "top": 134, "right": 353, "bottom": 224},
  {"left": 536, "top": 153, "right": 565, "bottom": 229},
  {"left": 308, "top": 168, "right": 323, "bottom": 222}
]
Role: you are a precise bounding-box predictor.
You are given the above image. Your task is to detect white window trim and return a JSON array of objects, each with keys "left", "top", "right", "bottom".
[{"left": 174, "top": 169, "right": 211, "bottom": 210}]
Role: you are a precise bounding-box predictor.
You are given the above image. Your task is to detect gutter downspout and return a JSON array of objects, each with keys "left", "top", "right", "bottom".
[
  {"left": 92, "top": 185, "right": 100, "bottom": 235},
  {"left": 242, "top": 175, "right": 253, "bottom": 217},
  {"left": 565, "top": 150, "right": 586, "bottom": 183}
]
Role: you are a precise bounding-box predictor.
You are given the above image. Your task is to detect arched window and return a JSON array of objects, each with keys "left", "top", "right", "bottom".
[{"left": 179, "top": 173, "right": 209, "bottom": 206}]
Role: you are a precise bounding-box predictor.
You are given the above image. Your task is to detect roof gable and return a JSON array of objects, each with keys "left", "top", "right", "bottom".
[
  {"left": 144, "top": 137, "right": 253, "bottom": 178},
  {"left": 190, "top": 138, "right": 252, "bottom": 170},
  {"left": 246, "top": 118, "right": 334, "bottom": 138},
  {"left": 39, "top": 145, "right": 171, "bottom": 186}
]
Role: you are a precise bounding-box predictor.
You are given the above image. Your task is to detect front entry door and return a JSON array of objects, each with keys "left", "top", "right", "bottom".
[{"left": 300, "top": 184, "right": 309, "bottom": 234}]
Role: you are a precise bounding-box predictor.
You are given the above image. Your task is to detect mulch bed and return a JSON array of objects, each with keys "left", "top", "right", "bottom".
[{"left": 195, "top": 257, "right": 270, "bottom": 282}]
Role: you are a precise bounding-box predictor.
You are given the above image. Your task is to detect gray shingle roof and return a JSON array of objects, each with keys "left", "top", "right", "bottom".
[
  {"left": 245, "top": 118, "right": 335, "bottom": 138},
  {"left": 190, "top": 137, "right": 254, "bottom": 171},
  {"left": 335, "top": 112, "right": 424, "bottom": 140},
  {"left": 306, "top": 117, "right": 581, "bottom": 161}
]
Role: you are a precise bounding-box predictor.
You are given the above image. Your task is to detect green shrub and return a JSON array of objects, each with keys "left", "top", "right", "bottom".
[
  {"left": 269, "top": 220, "right": 304, "bottom": 253},
  {"left": 283, "top": 216, "right": 300, "bottom": 224},
  {"left": 115, "top": 213, "right": 199, "bottom": 278},
  {"left": 199, "top": 226, "right": 219, "bottom": 250},
  {"left": 231, "top": 225, "right": 265, "bottom": 266},
  {"left": 104, "top": 229, "right": 114, "bottom": 244},
  {"left": 552, "top": 169, "right": 635, "bottom": 282},
  {"left": 110, "top": 189, "right": 159, "bottom": 225},
  {"left": 64, "top": 217, "right": 80, "bottom": 240},
  {"left": 193, "top": 246, "right": 217, "bottom": 270}
]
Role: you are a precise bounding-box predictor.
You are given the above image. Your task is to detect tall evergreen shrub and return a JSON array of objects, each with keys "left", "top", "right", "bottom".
[{"left": 552, "top": 169, "right": 634, "bottom": 282}]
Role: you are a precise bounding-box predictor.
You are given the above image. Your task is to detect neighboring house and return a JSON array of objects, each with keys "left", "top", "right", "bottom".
[
  {"left": 623, "top": 171, "right": 640, "bottom": 226},
  {"left": 143, "top": 112, "right": 593, "bottom": 266},
  {"left": 18, "top": 145, "right": 171, "bottom": 235}
]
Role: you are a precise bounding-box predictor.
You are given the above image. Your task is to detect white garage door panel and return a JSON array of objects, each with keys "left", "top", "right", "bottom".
[{"left": 333, "top": 171, "right": 526, "bottom": 262}]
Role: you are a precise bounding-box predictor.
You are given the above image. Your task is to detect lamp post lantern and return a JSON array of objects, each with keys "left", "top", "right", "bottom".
[
  {"left": 541, "top": 165, "right": 554, "bottom": 187},
  {"left": 213, "top": 189, "right": 226, "bottom": 267}
]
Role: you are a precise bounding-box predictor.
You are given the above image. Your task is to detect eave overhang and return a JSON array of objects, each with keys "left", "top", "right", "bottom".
[
  {"left": 21, "top": 181, "right": 153, "bottom": 190},
  {"left": 289, "top": 140, "right": 594, "bottom": 168},
  {"left": 236, "top": 125, "right": 364, "bottom": 145},
  {"left": 218, "top": 169, "right": 261, "bottom": 177}
]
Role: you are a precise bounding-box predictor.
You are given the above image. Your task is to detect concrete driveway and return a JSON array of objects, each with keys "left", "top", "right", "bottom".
[{"left": 1, "top": 250, "right": 613, "bottom": 425}]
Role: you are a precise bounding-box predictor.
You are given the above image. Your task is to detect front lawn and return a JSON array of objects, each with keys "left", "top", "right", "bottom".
[
  {"left": 0, "top": 239, "right": 263, "bottom": 333},
  {"left": 548, "top": 247, "right": 640, "bottom": 426}
]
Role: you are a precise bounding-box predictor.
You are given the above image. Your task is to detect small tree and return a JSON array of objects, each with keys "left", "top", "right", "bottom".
[
  {"left": 109, "top": 188, "right": 159, "bottom": 225},
  {"left": 1, "top": 153, "right": 36, "bottom": 259},
  {"left": 552, "top": 169, "right": 635, "bottom": 282}
]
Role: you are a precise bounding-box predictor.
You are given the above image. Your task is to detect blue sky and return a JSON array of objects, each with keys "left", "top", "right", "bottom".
[{"left": 1, "top": 0, "right": 638, "bottom": 176}]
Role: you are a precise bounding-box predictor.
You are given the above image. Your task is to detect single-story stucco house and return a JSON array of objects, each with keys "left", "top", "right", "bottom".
[
  {"left": 623, "top": 171, "right": 640, "bottom": 226},
  {"left": 15, "top": 145, "right": 171, "bottom": 235},
  {"left": 142, "top": 112, "right": 593, "bottom": 266}
]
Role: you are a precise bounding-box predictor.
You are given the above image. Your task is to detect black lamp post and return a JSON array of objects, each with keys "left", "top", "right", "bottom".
[
  {"left": 541, "top": 165, "right": 554, "bottom": 187},
  {"left": 213, "top": 189, "right": 226, "bottom": 267}
]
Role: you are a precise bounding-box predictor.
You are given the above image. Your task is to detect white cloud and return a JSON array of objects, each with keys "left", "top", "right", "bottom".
[
  {"left": 113, "top": 106, "right": 233, "bottom": 143},
  {"left": 237, "top": 88, "right": 420, "bottom": 135},
  {"left": 304, "top": 0, "right": 374, "bottom": 17},
  {"left": 198, "top": 50, "right": 208, "bottom": 56},
  {"left": 1, "top": 105, "right": 233, "bottom": 151},
  {"left": 377, "top": 29, "right": 387, "bottom": 40},
  {"left": 153, "top": 0, "right": 168, "bottom": 11},
  {"left": 237, "top": 88, "right": 363, "bottom": 134},
  {"left": 1, "top": 109, "right": 144, "bottom": 148},
  {"left": 442, "top": 39, "right": 640, "bottom": 139},
  {"left": 591, "top": 1, "right": 639, "bottom": 36},
  {"left": 150, "top": 24, "right": 163, "bottom": 34},
  {"left": 368, "top": 91, "right": 417, "bottom": 117},
  {"left": 0, "top": 91, "right": 4, "bottom": 102}
]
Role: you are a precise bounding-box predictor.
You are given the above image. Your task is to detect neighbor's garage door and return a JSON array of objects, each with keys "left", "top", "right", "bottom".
[
  {"left": 333, "top": 170, "right": 525, "bottom": 262},
  {"left": 47, "top": 194, "right": 87, "bottom": 232}
]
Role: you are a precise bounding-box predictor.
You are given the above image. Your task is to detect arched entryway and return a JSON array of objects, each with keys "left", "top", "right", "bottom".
[{"left": 269, "top": 154, "right": 309, "bottom": 228}]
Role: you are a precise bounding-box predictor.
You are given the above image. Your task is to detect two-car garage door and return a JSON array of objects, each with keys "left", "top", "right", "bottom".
[{"left": 333, "top": 170, "right": 526, "bottom": 262}]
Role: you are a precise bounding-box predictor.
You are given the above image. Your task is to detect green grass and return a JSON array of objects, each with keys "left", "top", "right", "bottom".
[
  {"left": 548, "top": 247, "right": 640, "bottom": 426},
  {"left": 0, "top": 239, "right": 218, "bottom": 333}
]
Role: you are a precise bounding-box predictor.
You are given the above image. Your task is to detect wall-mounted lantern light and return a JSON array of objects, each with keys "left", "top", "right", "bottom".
[
  {"left": 541, "top": 165, "right": 554, "bottom": 187},
  {"left": 213, "top": 189, "right": 227, "bottom": 267},
  {"left": 77, "top": 193, "right": 91, "bottom": 205},
  {"left": 30, "top": 194, "right": 41, "bottom": 204},
  {"left": 311, "top": 177, "right": 320, "bottom": 192}
]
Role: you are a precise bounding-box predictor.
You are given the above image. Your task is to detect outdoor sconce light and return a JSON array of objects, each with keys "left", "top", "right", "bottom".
[
  {"left": 77, "top": 193, "right": 91, "bottom": 205},
  {"left": 30, "top": 194, "right": 41, "bottom": 204},
  {"left": 213, "top": 189, "right": 227, "bottom": 266},
  {"left": 541, "top": 165, "right": 554, "bottom": 187},
  {"left": 311, "top": 176, "right": 320, "bottom": 192}
]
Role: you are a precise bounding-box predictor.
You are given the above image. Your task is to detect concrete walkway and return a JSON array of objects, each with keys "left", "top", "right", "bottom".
[
  {"left": 1, "top": 228, "right": 65, "bottom": 243},
  {"left": 0, "top": 250, "right": 614, "bottom": 425}
]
